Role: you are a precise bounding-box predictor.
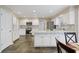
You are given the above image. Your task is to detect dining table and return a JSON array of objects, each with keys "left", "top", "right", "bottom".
[{"left": 67, "top": 43, "right": 79, "bottom": 53}]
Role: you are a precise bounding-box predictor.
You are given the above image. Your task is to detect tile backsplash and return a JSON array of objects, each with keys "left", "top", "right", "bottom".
[{"left": 55, "top": 24, "right": 75, "bottom": 31}]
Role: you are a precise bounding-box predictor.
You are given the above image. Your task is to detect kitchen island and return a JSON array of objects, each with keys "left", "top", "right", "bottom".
[{"left": 34, "top": 31, "right": 75, "bottom": 47}]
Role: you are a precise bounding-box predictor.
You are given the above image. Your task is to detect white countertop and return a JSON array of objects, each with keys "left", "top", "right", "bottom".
[{"left": 34, "top": 30, "right": 76, "bottom": 34}]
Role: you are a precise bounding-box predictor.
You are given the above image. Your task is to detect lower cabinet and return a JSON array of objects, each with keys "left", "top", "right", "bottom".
[
  {"left": 34, "top": 33, "right": 51, "bottom": 47},
  {"left": 34, "top": 33, "right": 52, "bottom": 47},
  {"left": 34, "top": 33, "right": 55, "bottom": 47},
  {"left": 50, "top": 33, "right": 56, "bottom": 47},
  {"left": 34, "top": 32, "right": 65, "bottom": 47}
]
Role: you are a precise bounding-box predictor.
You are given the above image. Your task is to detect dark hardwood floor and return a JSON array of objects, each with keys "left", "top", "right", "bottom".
[{"left": 2, "top": 35, "right": 57, "bottom": 53}]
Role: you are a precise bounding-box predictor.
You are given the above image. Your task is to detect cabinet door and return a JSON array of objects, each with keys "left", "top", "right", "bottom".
[
  {"left": 69, "top": 7, "right": 75, "bottom": 24},
  {"left": 34, "top": 34, "right": 44, "bottom": 47},
  {"left": 69, "top": 9, "right": 75, "bottom": 24},
  {"left": 0, "top": 10, "right": 13, "bottom": 51},
  {"left": 0, "top": 11, "right": 6, "bottom": 50},
  {"left": 50, "top": 33, "right": 56, "bottom": 47},
  {"left": 5, "top": 12, "right": 13, "bottom": 45},
  {"left": 13, "top": 16, "right": 19, "bottom": 41},
  {"left": 42, "top": 34, "right": 50, "bottom": 46},
  {"left": 34, "top": 33, "right": 51, "bottom": 47}
]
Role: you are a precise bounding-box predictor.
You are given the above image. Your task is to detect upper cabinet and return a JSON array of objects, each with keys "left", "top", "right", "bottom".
[
  {"left": 53, "top": 6, "right": 75, "bottom": 25},
  {"left": 19, "top": 19, "right": 28, "bottom": 25},
  {"left": 19, "top": 18, "right": 39, "bottom": 25},
  {"left": 69, "top": 6, "right": 75, "bottom": 24},
  {"left": 54, "top": 17, "right": 61, "bottom": 25},
  {"left": 63, "top": 6, "right": 75, "bottom": 25},
  {"left": 32, "top": 19, "right": 39, "bottom": 25}
]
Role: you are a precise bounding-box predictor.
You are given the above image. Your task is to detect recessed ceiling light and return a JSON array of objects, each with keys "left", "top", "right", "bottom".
[{"left": 33, "top": 10, "right": 36, "bottom": 13}]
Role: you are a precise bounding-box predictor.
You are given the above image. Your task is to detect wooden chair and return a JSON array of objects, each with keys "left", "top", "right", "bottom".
[
  {"left": 56, "top": 38, "right": 76, "bottom": 53},
  {"left": 64, "top": 32, "right": 77, "bottom": 44}
]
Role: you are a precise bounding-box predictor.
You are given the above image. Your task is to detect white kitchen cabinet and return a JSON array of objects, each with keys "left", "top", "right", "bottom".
[
  {"left": 50, "top": 33, "right": 56, "bottom": 47},
  {"left": 19, "top": 19, "right": 28, "bottom": 25},
  {"left": 41, "top": 34, "right": 51, "bottom": 46},
  {"left": 62, "top": 12, "right": 69, "bottom": 25},
  {"left": 53, "top": 6, "right": 75, "bottom": 25},
  {"left": 13, "top": 15, "right": 19, "bottom": 41},
  {"left": 54, "top": 17, "right": 61, "bottom": 25},
  {"left": 34, "top": 31, "right": 66, "bottom": 47},
  {"left": 69, "top": 7, "right": 75, "bottom": 24},
  {"left": 32, "top": 19, "right": 39, "bottom": 25},
  {"left": 62, "top": 7, "right": 75, "bottom": 25},
  {"left": 0, "top": 8, "right": 13, "bottom": 52},
  {"left": 34, "top": 33, "right": 51, "bottom": 47}
]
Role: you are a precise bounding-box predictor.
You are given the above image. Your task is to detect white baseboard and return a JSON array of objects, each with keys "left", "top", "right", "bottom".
[{"left": 0, "top": 42, "right": 13, "bottom": 52}]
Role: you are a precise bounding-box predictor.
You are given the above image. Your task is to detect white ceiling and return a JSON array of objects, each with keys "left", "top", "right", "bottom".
[{"left": 5, "top": 5, "right": 69, "bottom": 18}]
